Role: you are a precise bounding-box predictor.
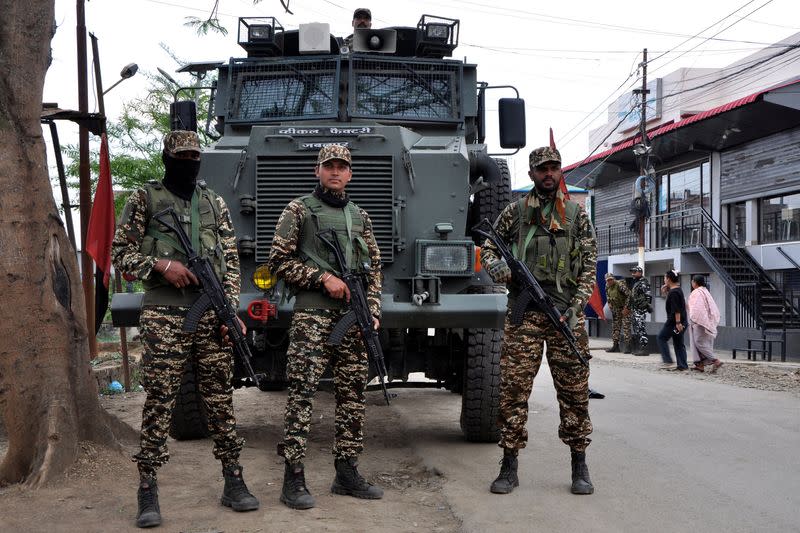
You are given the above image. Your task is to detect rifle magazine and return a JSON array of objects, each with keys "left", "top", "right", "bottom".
[
  {"left": 183, "top": 293, "right": 212, "bottom": 332},
  {"left": 327, "top": 310, "right": 358, "bottom": 345}
]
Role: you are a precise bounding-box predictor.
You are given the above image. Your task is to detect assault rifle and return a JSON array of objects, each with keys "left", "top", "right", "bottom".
[
  {"left": 472, "top": 218, "right": 588, "bottom": 367},
  {"left": 316, "top": 228, "right": 391, "bottom": 405},
  {"left": 152, "top": 208, "right": 264, "bottom": 387}
]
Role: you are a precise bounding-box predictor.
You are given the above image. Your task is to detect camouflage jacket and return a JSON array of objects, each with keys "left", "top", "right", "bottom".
[
  {"left": 630, "top": 277, "right": 652, "bottom": 312},
  {"left": 481, "top": 195, "right": 598, "bottom": 314},
  {"left": 266, "top": 195, "right": 382, "bottom": 318},
  {"left": 606, "top": 280, "right": 630, "bottom": 309},
  {"left": 111, "top": 185, "right": 241, "bottom": 308}
]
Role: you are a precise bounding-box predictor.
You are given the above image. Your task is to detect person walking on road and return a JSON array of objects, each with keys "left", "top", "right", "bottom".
[
  {"left": 657, "top": 269, "right": 689, "bottom": 371},
  {"left": 687, "top": 274, "right": 723, "bottom": 372},
  {"left": 112, "top": 130, "right": 259, "bottom": 528},
  {"left": 481, "top": 146, "right": 597, "bottom": 496},
  {"left": 267, "top": 144, "right": 384, "bottom": 510},
  {"left": 605, "top": 272, "right": 631, "bottom": 353}
]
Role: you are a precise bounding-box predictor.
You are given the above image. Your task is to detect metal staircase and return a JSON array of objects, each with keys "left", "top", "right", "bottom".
[{"left": 693, "top": 209, "right": 800, "bottom": 331}]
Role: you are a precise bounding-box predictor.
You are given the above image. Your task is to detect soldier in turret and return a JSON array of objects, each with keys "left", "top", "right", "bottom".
[
  {"left": 267, "top": 144, "right": 384, "bottom": 510},
  {"left": 112, "top": 130, "right": 259, "bottom": 529}
]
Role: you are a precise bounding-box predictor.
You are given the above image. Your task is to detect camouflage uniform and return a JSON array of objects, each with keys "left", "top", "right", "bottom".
[
  {"left": 629, "top": 275, "right": 652, "bottom": 347},
  {"left": 481, "top": 147, "right": 597, "bottom": 454},
  {"left": 267, "top": 145, "right": 382, "bottom": 464},
  {"left": 605, "top": 274, "right": 631, "bottom": 344},
  {"left": 112, "top": 131, "right": 244, "bottom": 479}
]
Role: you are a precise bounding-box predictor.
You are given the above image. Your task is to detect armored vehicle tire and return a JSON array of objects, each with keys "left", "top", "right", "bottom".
[
  {"left": 460, "top": 284, "right": 505, "bottom": 442},
  {"left": 169, "top": 360, "right": 210, "bottom": 441},
  {"left": 470, "top": 157, "right": 512, "bottom": 244}
]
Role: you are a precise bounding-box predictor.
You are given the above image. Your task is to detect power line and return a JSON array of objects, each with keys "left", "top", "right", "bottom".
[
  {"left": 426, "top": 0, "right": 779, "bottom": 45},
  {"left": 648, "top": 0, "right": 762, "bottom": 65},
  {"left": 566, "top": 106, "right": 640, "bottom": 188},
  {"left": 648, "top": 0, "right": 776, "bottom": 77}
]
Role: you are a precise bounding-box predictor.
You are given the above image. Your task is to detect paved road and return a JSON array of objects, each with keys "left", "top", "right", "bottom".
[{"left": 391, "top": 359, "right": 800, "bottom": 533}]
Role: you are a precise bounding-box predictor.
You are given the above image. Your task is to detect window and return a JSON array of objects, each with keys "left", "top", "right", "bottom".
[
  {"left": 760, "top": 192, "right": 800, "bottom": 243},
  {"left": 653, "top": 160, "right": 711, "bottom": 249},
  {"left": 729, "top": 202, "right": 746, "bottom": 246}
]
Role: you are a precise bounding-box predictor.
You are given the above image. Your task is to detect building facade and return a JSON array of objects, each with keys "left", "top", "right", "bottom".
[{"left": 564, "top": 35, "right": 800, "bottom": 359}]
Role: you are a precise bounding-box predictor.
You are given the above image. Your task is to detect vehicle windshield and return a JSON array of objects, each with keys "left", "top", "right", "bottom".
[{"left": 226, "top": 56, "right": 462, "bottom": 124}]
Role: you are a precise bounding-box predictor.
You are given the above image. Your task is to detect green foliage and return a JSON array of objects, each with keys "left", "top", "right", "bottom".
[{"left": 59, "top": 66, "right": 216, "bottom": 215}]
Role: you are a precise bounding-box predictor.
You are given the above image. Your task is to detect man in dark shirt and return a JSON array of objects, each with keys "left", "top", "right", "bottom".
[{"left": 657, "top": 269, "right": 689, "bottom": 370}]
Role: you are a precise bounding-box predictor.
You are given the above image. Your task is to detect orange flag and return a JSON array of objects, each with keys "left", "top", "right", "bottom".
[{"left": 551, "top": 127, "right": 605, "bottom": 319}]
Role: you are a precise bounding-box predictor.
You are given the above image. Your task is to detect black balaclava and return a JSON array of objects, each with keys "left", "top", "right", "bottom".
[
  {"left": 162, "top": 151, "right": 201, "bottom": 201},
  {"left": 313, "top": 182, "right": 350, "bottom": 208}
]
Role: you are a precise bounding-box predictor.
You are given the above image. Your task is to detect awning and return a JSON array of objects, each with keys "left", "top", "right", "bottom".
[{"left": 563, "top": 79, "right": 800, "bottom": 188}]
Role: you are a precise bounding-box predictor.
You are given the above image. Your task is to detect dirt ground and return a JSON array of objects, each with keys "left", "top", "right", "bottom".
[{"left": 0, "top": 384, "right": 460, "bottom": 533}]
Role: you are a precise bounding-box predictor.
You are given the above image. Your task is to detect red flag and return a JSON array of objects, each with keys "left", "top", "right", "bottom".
[
  {"left": 552, "top": 126, "right": 604, "bottom": 318},
  {"left": 85, "top": 134, "right": 115, "bottom": 333},
  {"left": 587, "top": 281, "right": 606, "bottom": 320}
]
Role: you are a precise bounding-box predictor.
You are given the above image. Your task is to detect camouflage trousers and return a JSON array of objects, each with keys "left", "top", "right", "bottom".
[
  {"left": 631, "top": 309, "right": 648, "bottom": 346},
  {"left": 498, "top": 309, "right": 592, "bottom": 452},
  {"left": 281, "top": 309, "right": 369, "bottom": 464},
  {"left": 610, "top": 306, "right": 631, "bottom": 343},
  {"left": 134, "top": 305, "right": 244, "bottom": 479}
]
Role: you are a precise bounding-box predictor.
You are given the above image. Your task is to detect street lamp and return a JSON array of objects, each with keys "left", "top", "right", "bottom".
[{"left": 102, "top": 63, "right": 139, "bottom": 95}]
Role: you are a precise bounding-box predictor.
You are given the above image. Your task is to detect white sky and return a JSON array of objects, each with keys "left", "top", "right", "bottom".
[{"left": 45, "top": 0, "right": 799, "bottom": 193}]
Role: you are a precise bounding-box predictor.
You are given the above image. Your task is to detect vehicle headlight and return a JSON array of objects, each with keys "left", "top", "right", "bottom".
[
  {"left": 252, "top": 264, "right": 277, "bottom": 290},
  {"left": 417, "top": 240, "right": 474, "bottom": 276}
]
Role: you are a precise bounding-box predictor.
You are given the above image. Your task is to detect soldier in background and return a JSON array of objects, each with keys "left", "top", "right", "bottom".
[
  {"left": 605, "top": 272, "right": 631, "bottom": 353},
  {"left": 629, "top": 265, "right": 652, "bottom": 356},
  {"left": 112, "top": 131, "right": 259, "bottom": 528},
  {"left": 267, "top": 144, "right": 384, "bottom": 510},
  {"left": 481, "top": 146, "right": 597, "bottom": 496}
]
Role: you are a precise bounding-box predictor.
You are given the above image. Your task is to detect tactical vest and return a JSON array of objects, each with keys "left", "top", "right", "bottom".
[
  {"left": 139, "top": 181, "right": 227, "bottom": 306},
  {"left": 293, "top": 194, "right": 370, "bottom": 309},
  {"left": 510, "top": 197, "right": 582, "bottom": 311}
]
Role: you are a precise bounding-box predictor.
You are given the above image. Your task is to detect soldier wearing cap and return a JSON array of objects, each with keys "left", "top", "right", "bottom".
[
  {"left": 267, "top": 144, "right": 383, "bottom": 510},
  {"left": 343, "top": 8, "right": 372, "bottom": 49},
  {"left": 112, "top": 130, "right": 259, "bottom": 527},
  {"left": 480, "top": 146, "right": 598, "bottom": 496},
  {"left": 605, "top": 272, "right": 632, "bottom": 353},
  {"left": 628, "top": 265, "right": 652, "bottom": 355}
]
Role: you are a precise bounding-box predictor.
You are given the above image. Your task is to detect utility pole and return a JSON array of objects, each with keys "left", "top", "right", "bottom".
[
  {"left": 77, "top": 0, "right": 97, "bottom": 359},
  {"left": 633, "top": 48, "right": 649, "bottom": 273}
]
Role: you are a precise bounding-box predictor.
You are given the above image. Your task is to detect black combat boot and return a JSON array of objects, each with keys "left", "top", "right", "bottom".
[
  {"left": 221, "top": 464, "right": 260, "bottom": 512},
  {"left": 606, "top": 341, "right": 621, "bottom": 353},
  {"left": 570, "top": 450, "right": 594, "bottom": 495},
  {"left": 634, "top": 339, "right": 649, "bottom": 356},
  {"left": 623, "top": 341, "right": 632, "bottom": 354},
  {"left": 331, "top": 457, "right": 384, "bottom": 499},
  {"left": 280, "top": 461, "right": 316, "bottom": 510},
  {"left": 490, "top": 449, "right": 519, "bottom": 494},
  {"left": 136, "top": 478, "right": 161, "bottom": 528}
]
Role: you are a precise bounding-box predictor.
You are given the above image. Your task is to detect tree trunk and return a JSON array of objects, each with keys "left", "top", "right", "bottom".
[{"left": 0, "top": 1, "right": 135, "bottom": 487}]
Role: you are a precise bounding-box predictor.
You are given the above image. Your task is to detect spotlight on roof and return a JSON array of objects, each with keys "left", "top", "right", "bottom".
[
  {"left": 238, "top": 17, "right": 283, "bottom": 57},
  {"left": 415, "top": 15, "right": 459, "bottom": 58}
]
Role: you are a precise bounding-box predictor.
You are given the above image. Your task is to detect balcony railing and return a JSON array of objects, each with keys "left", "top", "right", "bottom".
[{"left": 597, "top": 207, "right": 715, "bottom": 256}]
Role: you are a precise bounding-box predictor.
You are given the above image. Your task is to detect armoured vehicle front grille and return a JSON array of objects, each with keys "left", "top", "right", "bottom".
[{"left": 255, "top": 156, "right": 395, "bottom": 263}]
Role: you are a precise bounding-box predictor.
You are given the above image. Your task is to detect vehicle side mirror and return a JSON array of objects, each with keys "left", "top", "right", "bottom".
[{"left": 498, "top": 98, "right": 526, "bottom": 149}]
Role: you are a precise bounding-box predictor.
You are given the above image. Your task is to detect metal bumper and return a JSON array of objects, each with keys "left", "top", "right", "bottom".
[{"left": 112, "top": 291, "right": 508, "bottom": 330}]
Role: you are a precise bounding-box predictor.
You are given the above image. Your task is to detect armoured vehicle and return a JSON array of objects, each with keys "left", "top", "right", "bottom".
[{"left": 112, "top": 15, "right": 526, "bottom": 442}]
